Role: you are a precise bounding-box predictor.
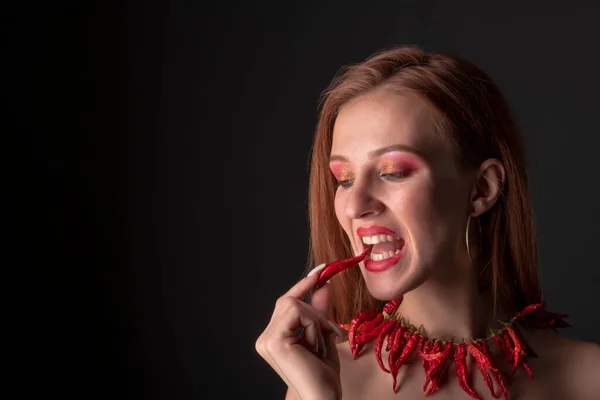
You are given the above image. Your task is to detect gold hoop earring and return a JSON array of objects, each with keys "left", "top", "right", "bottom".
[{"left": 466, "top": 215, "right": 481, "bottom": 262}]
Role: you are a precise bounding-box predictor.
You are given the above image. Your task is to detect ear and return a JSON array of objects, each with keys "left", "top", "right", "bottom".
[{"left": 470, "top": 158, "right": 505, "bottom": 217}]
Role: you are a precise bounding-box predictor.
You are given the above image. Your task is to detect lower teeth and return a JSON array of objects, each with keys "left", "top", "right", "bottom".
[{"left": 370, "top": 248, "right": 401, "bottom": 261}]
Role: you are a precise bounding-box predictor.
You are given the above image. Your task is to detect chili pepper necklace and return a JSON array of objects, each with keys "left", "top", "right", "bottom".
[
  {"left": 311, "top": 250, "right": 571, "bottom": 399},
  {"left": 339, "top": 296, "right": 570, "bottom": 399}
]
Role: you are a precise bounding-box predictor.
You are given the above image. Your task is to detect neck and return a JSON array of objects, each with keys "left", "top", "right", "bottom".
[{"left": 394, "top": 272, "right": 499, "bottom": 342}]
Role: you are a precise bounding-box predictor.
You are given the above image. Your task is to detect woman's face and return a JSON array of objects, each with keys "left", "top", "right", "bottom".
[{"left": 330, "top": 89, "right": 474, "bottom": 300}]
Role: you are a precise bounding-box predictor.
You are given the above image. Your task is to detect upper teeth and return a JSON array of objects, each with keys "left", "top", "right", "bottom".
[{"left": 361, "top": 234, "right": 400, "bottom": 244}]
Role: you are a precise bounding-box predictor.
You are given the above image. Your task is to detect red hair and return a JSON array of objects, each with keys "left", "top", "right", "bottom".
[{"left": 307, "top": 45, "right": 542, "bottom": 331}]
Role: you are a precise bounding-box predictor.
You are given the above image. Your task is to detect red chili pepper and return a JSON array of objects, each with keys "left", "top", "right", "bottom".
[
  {"left": 332, "top": 314, "right": 350, "bottom": 331},
  {"left": 423, "top": 341, "right": 452, "bottom": 396},
  {"left": 359, "top": 314, "right": 384, "bottom": 336},
  {"left": 418, "top": 339, "right": 435, "bottom": 389},
  {"left": 505, "top": 326, "right": 533, "bottom": 380},
  {"left": 375, "top": 320, "right": 397, "bottom": 373},
  {"left": 382, "top": 296, "right": 403, "bottom": 317},
  {"left": 477, "top": 340, "right": 508, "bottom": 400},
  {"left": 315, "top": 247, "right": 371, "bottom": 289},
  {"left": 348, "top": 309, "right": 378, "bottom": 356},
  {"left": 526, "top": 307, "right": 571, "bottom": 330},
  {"left": 522, "top": 362, "right": 533, "bottom": 381},
  {"left": 353, "top": 310, "right": 378, "bottom": 337},
  {"left": 505, "top": 327, "right": 523, "bottom": 370},
  {"left": 492, "top": 330, "right": 515, "bottom": 384},
  {"left": 386, "top": 319, "right": 403, "bottom": 351},
  {"left": 493, "top": 330, "right": 515, "bottom": 363},
  {"left": 454, "top": 343, "right": 483, "bottom": 400},
  {"left": 353, "top": 314, "right": 386, "bottom": 358},
  {"left": 357, "top": 315, "right": 387, "bottom": 342},
  {"left": 512, "top": 303, "right": 544, "bottom": 320},
  {"left": 392, "top": 330, "right": 422, "bottom": 393},
  {"left": 347, "top": 312, "right": 364, "bottom": 351},
  {"left": 468, "top": 340, "right": 499, "bottom": 399},
  {"left": 388, "top": 325, "right": 406, "bottom": 391},
  {"left": 527, "top": 317, "right": 571, "bottom": 330}
]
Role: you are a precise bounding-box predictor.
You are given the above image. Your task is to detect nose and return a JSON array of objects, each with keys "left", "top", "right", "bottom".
[{"left": 344, "top": 179, "right": 385, "bottom": 220}]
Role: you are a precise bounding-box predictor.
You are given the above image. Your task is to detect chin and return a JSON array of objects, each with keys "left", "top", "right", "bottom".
[{"left": 361, "top": 262, "right": 428, "bottom": 301}]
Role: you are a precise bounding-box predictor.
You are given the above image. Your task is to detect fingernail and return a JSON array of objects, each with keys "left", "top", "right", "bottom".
[
  {"left": 307, "top": 263, "right": 327, "bottom": 277},
  {"left": 327, "top": 320, "right": 343, "bottom": 337}
]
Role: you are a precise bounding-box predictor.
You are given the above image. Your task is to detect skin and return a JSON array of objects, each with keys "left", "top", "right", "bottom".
[
  {"left": 329, "top": 88, "right": 501, "bottom": 341},
  {"left": 256, "top": 89, "right": 600, "bottom": 400}
]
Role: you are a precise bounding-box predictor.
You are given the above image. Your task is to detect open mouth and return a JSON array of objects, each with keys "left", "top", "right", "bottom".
[{"left": 361, "top": 234, "right": 406, "bottom": 261}]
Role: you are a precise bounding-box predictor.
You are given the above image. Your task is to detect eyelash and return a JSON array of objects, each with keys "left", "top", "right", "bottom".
[{"left": 334, "top": 171, "right": 412, "bottom": 189}]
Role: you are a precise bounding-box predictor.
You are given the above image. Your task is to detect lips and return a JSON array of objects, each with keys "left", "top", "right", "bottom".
[
  {"left": 356, "top": 226, "right": 398, "bottom": 237},
  {"left": 356, "top": 225, "right": 406, "bottom": 273}
]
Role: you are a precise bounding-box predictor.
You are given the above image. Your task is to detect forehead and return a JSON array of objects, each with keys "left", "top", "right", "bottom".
[{"left": 331, "top": 90, "right": 446, "bottom": 160}]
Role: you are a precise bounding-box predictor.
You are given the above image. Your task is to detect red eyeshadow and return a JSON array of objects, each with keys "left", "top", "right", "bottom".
[
  {"left": 329, "top": 161, "right": 354, "bottom": 180},
  {"left": 379, "top": 152, "right": 421, "bottom": 172}
]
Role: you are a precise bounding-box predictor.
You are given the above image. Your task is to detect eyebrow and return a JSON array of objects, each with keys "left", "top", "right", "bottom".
[{"left": 329, "top": 144, "right": 423, "bottom": 163}]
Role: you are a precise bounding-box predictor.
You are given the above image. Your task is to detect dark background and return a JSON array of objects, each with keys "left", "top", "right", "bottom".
[{"left": 11, "top": 1, "right": 600, "bottom": 399}]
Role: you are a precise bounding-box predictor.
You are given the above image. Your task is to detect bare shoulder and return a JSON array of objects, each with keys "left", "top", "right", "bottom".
[
  {"left": 560, "top": 336, "right": 600, "bottom": 399},
  {"left": 537, "top": 332, "right": 600, "bottom": 400}
]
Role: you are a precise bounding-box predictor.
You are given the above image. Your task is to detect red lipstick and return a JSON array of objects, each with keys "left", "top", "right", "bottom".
[
  {"left": 363, "top": 246, "right": 405, "bottom": 272},
  {"left": 356, "top": 225, "right": 398, "bottom": 237},
  {"left": 356, "top": 225, "right": 405, "bottom": 273}
]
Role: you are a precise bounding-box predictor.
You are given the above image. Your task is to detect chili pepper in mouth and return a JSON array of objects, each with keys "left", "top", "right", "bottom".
[
  {"left": 314, "top": 246, "right": 372, "bottom": 290},
  {"left": 302, "top": 246, "right": 373, "bottom": 307}
]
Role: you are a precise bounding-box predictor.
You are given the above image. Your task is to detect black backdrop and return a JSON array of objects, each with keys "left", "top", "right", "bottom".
[{"left": 12, "top": 1, "right": 600, "bottom": 399}]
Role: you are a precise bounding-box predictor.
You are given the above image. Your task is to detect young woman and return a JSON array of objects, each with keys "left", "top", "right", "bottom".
[{"left": 255, "top": 45, "right": 600, "bottom": 400}]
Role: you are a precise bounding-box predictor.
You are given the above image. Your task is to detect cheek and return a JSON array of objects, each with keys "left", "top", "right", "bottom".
[
  {"left": 390, "top": 178, "right": 463, "bottom": 245},
  {"left": 391, "top": 183, "right": 439, "bottom": 226}
]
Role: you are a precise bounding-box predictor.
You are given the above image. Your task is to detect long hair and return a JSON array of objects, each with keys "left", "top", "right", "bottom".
[{"left": 307, "top": 45, "right": 542, "bottom": 331}]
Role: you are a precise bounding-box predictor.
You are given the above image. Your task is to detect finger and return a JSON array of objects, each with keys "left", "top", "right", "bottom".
[
  {"left": 318, "top": 330, "right": 327, "bottom": 359},
  {"left": 275, "top": 298, "right": 337, "bottom": 341},
  {"left": 302, "top": 320, "right": 320, "bottom": 354},
  {"left": 309, "top": 280, "right": 334, "bottom": 319},
  {"left": 276, "top": 306, "right": 330, "bottom": 362},
  {"left": 299, "top": 290, "right": 343, "bottom": 338},
  {"left": 322, "top": 330, "right": 340, "bottom": 372}
]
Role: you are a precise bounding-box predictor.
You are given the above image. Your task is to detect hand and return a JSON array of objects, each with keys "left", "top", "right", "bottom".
[{"left": 255, "top": 264, "right": 343, "bottom": 400}]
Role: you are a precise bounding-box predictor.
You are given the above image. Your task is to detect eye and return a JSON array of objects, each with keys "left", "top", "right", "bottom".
[
  {"left": 335, "top": 179, "right": 354, "bottom": 189},
  {"left": 380, "top": 170, "right": 412, "bottom": 181}
]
